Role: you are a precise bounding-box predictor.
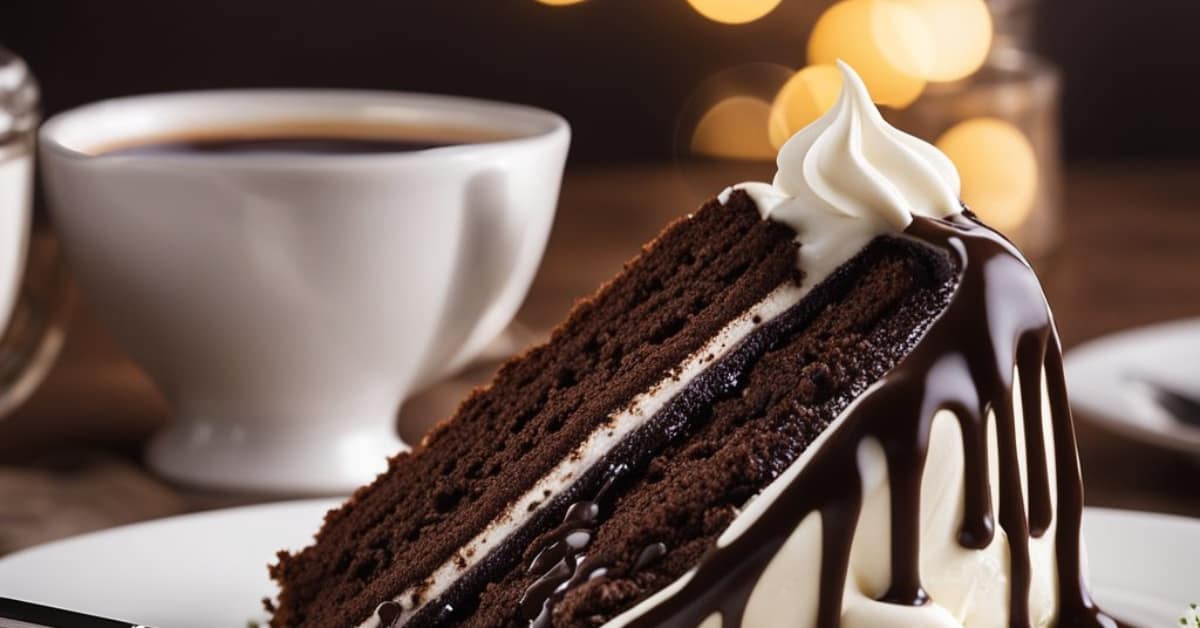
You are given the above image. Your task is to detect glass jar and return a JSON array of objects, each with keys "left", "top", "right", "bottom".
[
  {"left": 888, "top": 0, "right": 1062, "bottom": 260},
  {"left": 0, "top": 46, "right": 72, "bottom": 418}
]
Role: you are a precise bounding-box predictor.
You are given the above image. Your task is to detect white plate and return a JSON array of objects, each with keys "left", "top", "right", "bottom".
[
  {"left": 0, "top": 500, "right": 1194, "bottom": 626},
  {"left": 1064, "top": 318, "right": 1200, "bottom": 454}
]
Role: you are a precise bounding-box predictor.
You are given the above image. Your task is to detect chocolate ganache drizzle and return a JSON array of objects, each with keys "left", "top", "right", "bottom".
[
  {"left": 519, "top": 470, "right": 626, "bottom": 628},
  {"left": 610, "top": 214, "right": 1126, "bottom": 628}
]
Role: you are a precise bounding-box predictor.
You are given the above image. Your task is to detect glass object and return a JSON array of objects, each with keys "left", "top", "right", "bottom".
[
  {"left": 988, "top": 0, "right": 1038, "bottom": 51},
  {"left": 888, "top": 45, "right": 1061, "bottom": 259},
  {"left": 0, "top": 46, "right": 72, "bottom": 418}
]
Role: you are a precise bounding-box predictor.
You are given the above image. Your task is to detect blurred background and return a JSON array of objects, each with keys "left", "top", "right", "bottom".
[
  {"left": 0, "top": 0, "right": 1198, "bottom": 557},
  {"left": 2, "top": 0, "right": 1199, "bottom": 162}
]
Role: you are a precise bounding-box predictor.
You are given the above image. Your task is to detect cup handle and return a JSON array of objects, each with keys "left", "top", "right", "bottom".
[
  {"left": 434, "top": 170, "right": 538, "bottom": 380},
  {"left": 0, "top": 218, "right": 74, "bottom": 418}
]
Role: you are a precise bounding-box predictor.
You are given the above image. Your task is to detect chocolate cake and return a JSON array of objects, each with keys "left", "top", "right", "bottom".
[{"left": 268, "top": 63, "right": 1122, "bottom": 628}]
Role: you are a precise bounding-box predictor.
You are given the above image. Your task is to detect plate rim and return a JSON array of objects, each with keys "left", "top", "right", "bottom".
[{"left": 0, "top": 496, "right": 340, "bottom": 564}]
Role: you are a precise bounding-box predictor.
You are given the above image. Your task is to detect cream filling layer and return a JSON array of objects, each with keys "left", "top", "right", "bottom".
[
  {"left": 362, "top": 282, "right": 807, "bottom": 628},
  {"left": 605, "top": 369, "right": 1062, "bottom": 628}
]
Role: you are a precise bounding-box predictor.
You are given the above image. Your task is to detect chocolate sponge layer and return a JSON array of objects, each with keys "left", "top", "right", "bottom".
[{"left": 268, "top": 191, "right": 801, "bottom": 628}]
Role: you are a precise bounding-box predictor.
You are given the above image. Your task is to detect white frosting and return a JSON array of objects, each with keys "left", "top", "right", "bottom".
[
  {"left": 608, "top": 369, "right": 1061, "bottom": 628},
  {"left": 719, "top": 61, "right": 961, "bottom": 287},
  {"left": 359, "top": 284, "right": 807, "bottom": 628}
]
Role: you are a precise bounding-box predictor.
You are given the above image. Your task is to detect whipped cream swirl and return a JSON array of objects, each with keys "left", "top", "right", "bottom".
[{"left": 722, "top": 61, "right": 962, "bottom": 287}]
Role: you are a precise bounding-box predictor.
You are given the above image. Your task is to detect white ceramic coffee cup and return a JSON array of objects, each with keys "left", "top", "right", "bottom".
[{"left": 39, "top": 90, "right": 569, "bottom": 494}]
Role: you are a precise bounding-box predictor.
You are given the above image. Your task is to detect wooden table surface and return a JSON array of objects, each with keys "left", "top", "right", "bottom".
[{"left": 0, "top": 161, "right": 1198, "bottom": 556}]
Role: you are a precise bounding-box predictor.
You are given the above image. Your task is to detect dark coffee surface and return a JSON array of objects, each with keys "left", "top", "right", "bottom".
[{"left": 102, "top": 135, "right": 459, "bottom": 156}]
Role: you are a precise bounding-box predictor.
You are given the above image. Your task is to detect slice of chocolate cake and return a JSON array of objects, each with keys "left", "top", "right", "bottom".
[{"left": 269, "top": 63, "right": 1122, "bottom": 628}]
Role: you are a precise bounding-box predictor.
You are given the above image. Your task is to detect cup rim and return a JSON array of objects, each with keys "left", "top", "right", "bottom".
[{"left": 39, "top": 89, "right": 570, "bottom": 165}]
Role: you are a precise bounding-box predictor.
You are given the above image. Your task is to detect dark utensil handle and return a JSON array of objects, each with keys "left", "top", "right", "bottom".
[
  {"left": 0, "top": 597, "right": 144, "bottom": 628},
  {"left": 1126, "top": 373, "right": 1200, "bottom": 427}
]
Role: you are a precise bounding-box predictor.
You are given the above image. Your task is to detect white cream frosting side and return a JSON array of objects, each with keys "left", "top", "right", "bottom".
[
  {"left": 607, "top": 369, "right": 1061, "bottom": 628},
  {"left": 719, "top": 60, "right": 961, "bottom": 290}
]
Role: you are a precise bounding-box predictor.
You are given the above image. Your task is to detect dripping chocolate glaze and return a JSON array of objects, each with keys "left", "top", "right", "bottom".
[
  {"left": 604, "top": 215, "right": 1126, "bottom": 627},
  {"left": 520, "top": 471, "right": 625, "bottom": 627}
]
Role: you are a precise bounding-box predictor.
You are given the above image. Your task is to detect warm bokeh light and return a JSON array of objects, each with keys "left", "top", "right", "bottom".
[
  {"left": 686, "top": 0, "right": 783, "bottom": 24},
  {"left": 691, "top": 95, "right": 776, "bottom": 160},
  {"left": 768, "top": 64, "right": 843, "bottom": 149},
  {"left": 937, "top": 118, "right": 1038, "bottom": 231},
  {"left": 534, "top": 0, "right": 586, "bottom": 5},
  {"left": 675, "top": 63, "right": 791, "bottom": 198},
  {"left": 808, "top": 0, "right": 931, "bottom": 108},
  {"left": 895, "top": 0, "right": 993, "bottom": 82}
]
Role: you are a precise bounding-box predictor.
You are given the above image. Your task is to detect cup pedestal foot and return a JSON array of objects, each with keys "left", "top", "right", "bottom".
[{"left": 146, "top": 416, "right": 406, "bottom": 495}]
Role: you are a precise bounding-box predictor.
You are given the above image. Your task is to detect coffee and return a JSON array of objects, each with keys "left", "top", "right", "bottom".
[
  {"left": 96, "top": 121, "right": 515, "bottom": 157},
  {"left": 105, "top": 136, "right": 460, "bottom": 156}
]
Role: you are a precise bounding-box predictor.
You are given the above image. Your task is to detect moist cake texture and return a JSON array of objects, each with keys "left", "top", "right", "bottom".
[
  {"left": 269, "top": 63, "right": 1124, "bottom": 628},
  {"left": 269, "top": 191, "right": 801, "bottom": 627},
  {"left": 464, "top": 231, "right": 954, "bottom": 628}
]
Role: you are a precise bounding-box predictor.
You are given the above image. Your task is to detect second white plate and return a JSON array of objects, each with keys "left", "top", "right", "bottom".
[{"left": 1064, "top": 317, "right": 1200, "bottom": 454}]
